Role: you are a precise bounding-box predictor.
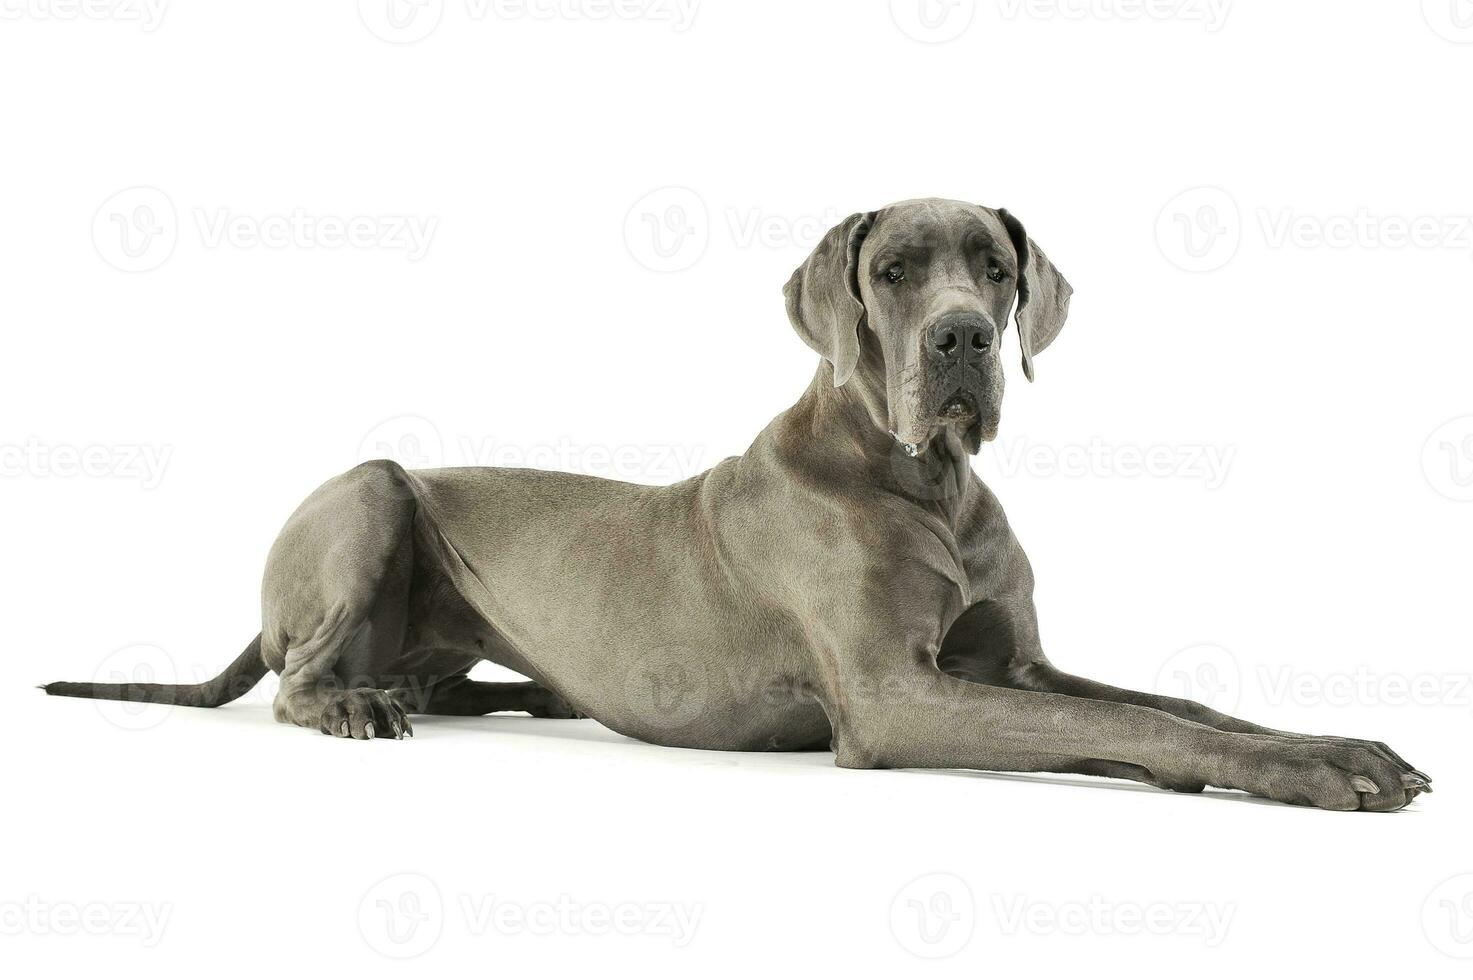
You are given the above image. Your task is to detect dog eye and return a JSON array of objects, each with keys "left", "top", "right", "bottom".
[
  {"left": 884, "top": 263, "right": 905, "bottom": 285},
  {"left": 986, "top": 266, "right": 1006, "bottom": 284}
]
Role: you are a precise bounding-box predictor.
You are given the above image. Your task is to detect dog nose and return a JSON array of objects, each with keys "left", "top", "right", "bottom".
[{"left": 929, "top": 312, "right": 994, "bottom": 359}]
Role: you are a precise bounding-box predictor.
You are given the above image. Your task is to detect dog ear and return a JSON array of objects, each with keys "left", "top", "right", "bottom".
[
  {"left": 783, "top": 211, "right": 875, "bottom": 387},
  {"left": 998, "top": 208, "right": 1073, "bottom": 382}
]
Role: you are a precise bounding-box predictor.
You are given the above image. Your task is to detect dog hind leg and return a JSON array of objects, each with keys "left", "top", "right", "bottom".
[
  {"left": 398, "top": 677, "right": 581, "bottom": 718},
  {"left": 265, "top": 460, "right": 418, "bottom": 740}
]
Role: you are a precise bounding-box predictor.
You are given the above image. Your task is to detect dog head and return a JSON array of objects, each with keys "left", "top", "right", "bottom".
[{"left": 784, "top": 198, "right": 1071, "bottom": 454}]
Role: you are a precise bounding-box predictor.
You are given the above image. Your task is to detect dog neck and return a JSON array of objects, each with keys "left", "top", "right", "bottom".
[{"left": 785, "top": 359, "right": 976, "bottom": 526}]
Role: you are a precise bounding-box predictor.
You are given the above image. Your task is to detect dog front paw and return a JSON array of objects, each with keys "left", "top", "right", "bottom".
[
  {"left": 1234, "top": 739, "right": 1424, "bottom": 811},
  {"left": 1298, "top": 734, "right": 1430, "bottom": 789}
]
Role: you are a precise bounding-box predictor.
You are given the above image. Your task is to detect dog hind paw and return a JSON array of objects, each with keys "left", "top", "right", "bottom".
[{"left": 318, "top": 689, "right": 413, "bottom": 740}]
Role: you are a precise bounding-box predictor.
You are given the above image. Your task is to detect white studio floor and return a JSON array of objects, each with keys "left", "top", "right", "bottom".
[{"left": 8, "top": 661, "right": 1464, "bottom": 978}]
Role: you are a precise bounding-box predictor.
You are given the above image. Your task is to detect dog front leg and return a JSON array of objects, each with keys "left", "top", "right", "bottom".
[
  {"left": 825, "top": 658, "right": 1418, "bottom": 811},
  {"left": 1014, "top": 661, "right": 1429, "bottom": 783},
  {"left": 939, "top": 567, "right": 1431, "bottom": 795}
]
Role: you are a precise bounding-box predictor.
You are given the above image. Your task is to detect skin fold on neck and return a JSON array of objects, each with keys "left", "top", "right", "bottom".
[{"left": 784, "top": 354, "right": 978, "bottom": 529}]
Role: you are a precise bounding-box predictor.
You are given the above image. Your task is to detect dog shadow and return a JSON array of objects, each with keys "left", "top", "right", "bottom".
[{"left": 204, "top": 706, "right": 1417, "bottom": 813}]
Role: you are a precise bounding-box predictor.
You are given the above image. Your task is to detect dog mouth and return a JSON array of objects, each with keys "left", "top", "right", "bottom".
[
  {"left": 891, "top": 380, "right": 997, "bottom": 459},
  {"left": 937, "top": 392, "right": 979, "bottom": 422}
]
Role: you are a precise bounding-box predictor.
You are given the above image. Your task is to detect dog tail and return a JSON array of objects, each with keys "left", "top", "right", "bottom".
[{"left": 40, "top": 633, "right": 268, "bottom": 708}]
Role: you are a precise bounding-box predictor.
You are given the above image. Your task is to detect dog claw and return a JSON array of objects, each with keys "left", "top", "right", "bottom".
[
  {"left": 364, "top": 722, "right": 375, "bottom": 739},
  {"left": 1402, "top": 774, "right": 1431, "bottom": 792},
  {"left": 1410, "top": 769, "right": 1432, "bottom": 783},
  {"left": 1349, "top": 776, "right": 1379, "bottom": 794},
  {"left": 339, "top": 721, "right": 349, "bottom": 738}
]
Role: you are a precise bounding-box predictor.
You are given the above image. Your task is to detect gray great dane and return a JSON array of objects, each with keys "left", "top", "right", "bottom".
[{"left": 46, "top": 198, "right": 1431, "bottom": 811}]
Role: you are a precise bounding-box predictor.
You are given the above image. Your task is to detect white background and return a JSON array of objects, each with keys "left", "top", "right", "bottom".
[{"left": 3, "top": 0, "right": 1471, "bottom": 975}]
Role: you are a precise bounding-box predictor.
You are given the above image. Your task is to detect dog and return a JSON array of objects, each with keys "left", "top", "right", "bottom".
[{"left": 45, "top": 197, "right": 1430, "bottom": 811}]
